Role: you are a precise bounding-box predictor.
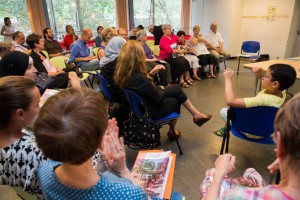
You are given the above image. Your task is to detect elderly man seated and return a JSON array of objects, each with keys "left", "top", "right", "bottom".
[
  {"left": 205, "top": 22, "right": 231, "bottom": 70},
  {"left": 11, "top": 31, "right": 31, "bottom": 54},
  {"left": 69, "top": 28, "right": 100, "bottom": 71}
]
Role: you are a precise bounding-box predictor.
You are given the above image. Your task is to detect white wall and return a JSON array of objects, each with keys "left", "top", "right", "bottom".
[
  {"left": 191, "top": 0, "right": 298, "bottom": 59},
  {"left": 191, "top": 0, "right": 244, "bottom": 56},
  {"left": 241, "top": 0, "right": 295, "bottom": 59}
]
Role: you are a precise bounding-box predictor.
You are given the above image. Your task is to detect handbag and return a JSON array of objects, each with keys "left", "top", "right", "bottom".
[
  {"left": 256, "top": 54, "right": 269, "bottom": 62},
  {"left": 35, "top": 72, "right": 55, "bottom": 91},
  {"left": 123, "top": 116, "right": 160, "bottom": 149}
]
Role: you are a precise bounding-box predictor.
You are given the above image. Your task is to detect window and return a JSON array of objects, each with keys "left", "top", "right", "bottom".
[
  {"left": 46, "top": 0, "right": 116, "bottom": 40},
  {"left": 0, "top": 0, "right": 31, "bottom": 41},
  {"left": 133, "top": 0, "right": 181, "bottom": 31}
]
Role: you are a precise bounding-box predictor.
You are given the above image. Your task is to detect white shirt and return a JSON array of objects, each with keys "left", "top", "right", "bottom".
[
  {"left": 2, "top": 25, "right": 14, "bottom": 42},
  {"left": 205, "top": 31, "right": 223, "bottom": 48},
  {"left": 12, "top": 41, "right": 28, "bottom": 52}
]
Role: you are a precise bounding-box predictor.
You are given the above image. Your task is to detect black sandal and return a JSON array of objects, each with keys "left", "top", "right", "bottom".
[{"left": 179, "top": 81, "right": 189, "bottom": 88}]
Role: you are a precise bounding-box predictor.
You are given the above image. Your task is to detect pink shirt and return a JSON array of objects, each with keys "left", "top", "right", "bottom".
[{"left": 159, "top": 35, "right": 180, "bottom": 60}]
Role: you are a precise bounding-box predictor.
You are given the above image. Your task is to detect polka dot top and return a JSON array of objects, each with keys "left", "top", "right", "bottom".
[{"left": 38, "top": 160, "right": 148, "bottom": 200}]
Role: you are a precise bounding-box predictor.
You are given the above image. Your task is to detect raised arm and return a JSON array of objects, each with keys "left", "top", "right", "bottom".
[{"left": 223, "top": 68, "right": 246, "bottom": 107}]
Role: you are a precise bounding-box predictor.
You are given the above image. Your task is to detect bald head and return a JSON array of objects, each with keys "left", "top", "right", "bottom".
[
  {"left": 118, "top": 28, "right": 128, "bottom": 40},
  {"left": 81, "top": 28, "right": 93, "bottom": 42}
]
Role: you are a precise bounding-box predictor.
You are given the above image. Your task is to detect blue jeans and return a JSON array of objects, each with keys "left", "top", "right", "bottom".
[{"left": 80, "top": 60, "right": 100, "bottom": 71}]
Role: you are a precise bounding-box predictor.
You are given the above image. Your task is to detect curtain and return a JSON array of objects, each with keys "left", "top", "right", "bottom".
[
  {"left": 26, "top": 0, "right": 46, "bottom": 35},
  {"left": 181, "top": 0, "right": 192, "bottom": 34},
  {"left": 115, "top": 0, "right": 129, "bottom": 31}
]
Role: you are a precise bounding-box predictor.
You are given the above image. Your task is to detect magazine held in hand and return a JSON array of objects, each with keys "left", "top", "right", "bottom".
[{"left": 132, "top": 150, "right": 176, "bottom": 199}]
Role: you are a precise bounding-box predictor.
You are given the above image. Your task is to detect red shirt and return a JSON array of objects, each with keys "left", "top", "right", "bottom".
[
  {"left": 158, "top": 34, "right": 180, "bottom": 60},
  {"left": 63, "top": 34, "right": 78, "bottom": 50}
]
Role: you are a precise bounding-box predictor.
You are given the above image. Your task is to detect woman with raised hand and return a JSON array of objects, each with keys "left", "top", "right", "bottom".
[
  {"left": 34, "top": 87, "right": 148, "bottom": 199},
  {"left": 0, "top": 76, "right": 46, "bottom": 198},
  {"left": 114, "top": 40, "right": 212, "bottom": 139}
]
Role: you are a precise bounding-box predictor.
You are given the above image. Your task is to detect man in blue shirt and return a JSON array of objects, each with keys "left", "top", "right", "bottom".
[{"left": 69, "top": 28, "right": 99, "bottom": 71}]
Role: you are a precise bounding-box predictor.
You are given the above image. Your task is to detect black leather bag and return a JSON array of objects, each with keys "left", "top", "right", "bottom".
[
  {"left": 256, "top": 54, "right": 270, "bottom": 62},
  {"left": 123, "top": 115, "right": 160, "bottom": 149},
  {"left": 35, "top": 72, "right": 55, "bottom": 91}
]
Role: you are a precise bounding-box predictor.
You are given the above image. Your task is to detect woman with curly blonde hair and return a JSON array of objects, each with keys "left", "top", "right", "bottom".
[
  {"left": 97, "top": 27, "right": 117, "bottom": 59},
  {"left": 114, "top": 40, "right": 211, "bottom": 139}
]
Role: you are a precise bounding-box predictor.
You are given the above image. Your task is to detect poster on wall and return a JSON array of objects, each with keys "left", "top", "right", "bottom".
[{"left": 266, "top": 6, "right": 277, "bottom": 22}]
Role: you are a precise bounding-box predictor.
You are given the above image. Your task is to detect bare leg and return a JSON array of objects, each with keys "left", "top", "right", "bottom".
[
  {"left": 193, "top": 68, "right": 201, "bottom": 80},
  {"left": 183, "top": 99, "right": 209, "bottom": 119},
  {"left": 209, "top": 65, "right": 216, "bottom": 78}
]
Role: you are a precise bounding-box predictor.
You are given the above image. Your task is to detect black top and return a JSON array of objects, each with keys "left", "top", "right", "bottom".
[
  {"left": 44, "top": 39, "right": 63, "bottom": 55},
  {"left": 153, "top": 25, "right": 164, "bottom": 45},
  {"left": 100, "top": 58, "right": 127, "bottom": 104},
  {"left": 29, "top": 50, "right": 48, "bottom": 73},
  {"left": 127, "top": 71, "right": 166, "bottom": 118}
]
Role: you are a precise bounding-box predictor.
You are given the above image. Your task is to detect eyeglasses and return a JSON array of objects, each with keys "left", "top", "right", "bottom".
[{"left": 263, "top": 73, "right": 276, "bottom": 81}]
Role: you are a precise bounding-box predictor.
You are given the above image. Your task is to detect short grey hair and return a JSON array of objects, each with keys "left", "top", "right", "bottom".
[
  {"left": 148, "top": 24, "right": 154, "bottom": 32},
  {"left": 161, "top": 24, "right": 172, "bottom": 31},
  {"left": 136, "top": 30, "right": 147, "bottom": 41}
]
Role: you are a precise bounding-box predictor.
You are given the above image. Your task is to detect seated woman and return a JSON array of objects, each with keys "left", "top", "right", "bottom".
[
  {"left": 159, "top": 24, "right": 192, "bottom": 88},
  {"left": 0, "top": 51, "right": 80, "bottom": 94},
  {"left": 201, "top": 93, "right": 300, "bottom": 199},
  {"left": 176, "top": 30, "right": 201, "bottom": 81},
  {"left": 97, "top": 27, "right": 117, "bottom": 59},
  {"left": 136, "top": 29, "right": 172, "bottom": 86},
  {"left": 34, "top": 87, "right": 148, "bottom": 199},
  {"left": 26, "top": 33, "right": 79, "bottom": 89},
  {"left": 0, "top": 76, "right": 46, "bottom": 198},
  {"left": 191, "top": 25, "right": 216, "bottom": 78},
  {"left": 114, "top": 40, "right": 212, "bottom": 139}
]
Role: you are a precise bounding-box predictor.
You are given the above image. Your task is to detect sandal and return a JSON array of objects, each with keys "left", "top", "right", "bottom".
[
  {"left": 208, "top": 73, "right": 216, "bottom": 78},
  {"left": 179, "top": 81, "right": 189, "bottom": 88},
  {"left": 192, "top": 75, "right": 201, "bottom": 81},
  {"left": 185, "top": 79, "right": 193, "bottom": 85},
  {"left": 188, "top": 77, "right": 194, "bottom": 83}
]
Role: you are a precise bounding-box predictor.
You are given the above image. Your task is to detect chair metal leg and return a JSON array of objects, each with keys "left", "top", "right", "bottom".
[
  {"left": 220, "top": 133, "right": 226, "bottom": 155},
  {"left": 84, "top": 80, "right": 89, "bottom": 87},
  {"left": 87, "top": 76, "right": 94, "bottom": 89},
  {"left": 237, "top": 57, "right": 241, "bottom": 75},
  {"left": 275, "top": 171, "right": 281, "bottom": 184},
  {"left": 169, "top": 122, "right": 183, "bottom": 155},
  {"left": 223, "top": 60, "right": 227, "bottom": 69}
]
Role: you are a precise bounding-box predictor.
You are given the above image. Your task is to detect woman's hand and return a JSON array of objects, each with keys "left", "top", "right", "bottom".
[
  {"left": 101, "top": 119, "right": 128, "bottom": 176},
  {"left": 267, "top": 158, "right": 279, "bottom": 174},
  {"left": 214, "top": 154, "right": 236, "bottom": 178},
  {"left": 223, "top": 68, "right": 234, "bottom": 79}
]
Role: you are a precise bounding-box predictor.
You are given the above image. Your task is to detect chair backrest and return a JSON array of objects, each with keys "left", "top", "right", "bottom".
[
  {"left": 95, "top": 71, "right": 112, "bottom": 101},
  {"left": 49, "top": 56, "right": 67, "bottom": 70},
  {"left": 241, "top": 41, "right": 260, "bottom": 54},
  {"left": 146, "top": 40, "right": 154, "bottom": 48},
  {"left": 151, "top": 45, "right": 160, "bottom": 56},
  {"left": 93, "top": 47, "right": 99, "bottom": 56},
  {"left": 41, "top": 50, "right": 49, "bottom": 59},
  {"left": 124, "top": 89, "right": 146, "bottom": 118},
  {"left": 229, "top": 106, "right": 278, "bottom": 138}
]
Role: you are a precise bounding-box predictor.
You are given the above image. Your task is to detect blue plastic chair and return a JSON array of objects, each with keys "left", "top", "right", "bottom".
[
  {"left": 237, "top": 41, "right": 260, "bottom": 75},
  {"left": 220, "top": 106, "right": 278, "bottom": 155},
  {"left": 124, "top": 89, "right": 183, "bottom": 155},
  {"left": 96, "top": 71, "right": 113, "bottom": 108}
]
